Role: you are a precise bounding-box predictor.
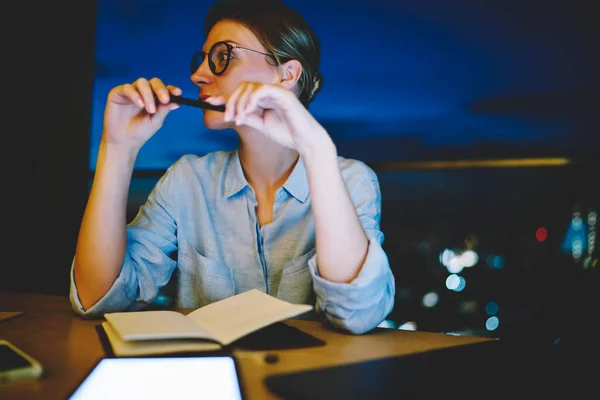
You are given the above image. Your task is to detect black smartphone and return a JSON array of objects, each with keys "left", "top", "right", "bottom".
[{"left": 0, "top": 340, "right": 44, "bottom": 383}]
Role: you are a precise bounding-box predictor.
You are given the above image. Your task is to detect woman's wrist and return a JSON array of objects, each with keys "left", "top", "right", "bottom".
[
  {"left": 99, "top": 138, "right": 140, "bottom": 166},
  {"left": 297, "top": 128, "right": 337, "bottom": 166},
  {"left": 96, "top": 138, "right": 140, "bottom": 177}
]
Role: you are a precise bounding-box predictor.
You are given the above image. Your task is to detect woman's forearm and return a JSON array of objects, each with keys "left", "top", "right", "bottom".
[
  {"left": 73, "top": 139, "right": 138, "bottom": 309},
  {"left": 301, "top": 134, "right": 369, "bottom": 283}
]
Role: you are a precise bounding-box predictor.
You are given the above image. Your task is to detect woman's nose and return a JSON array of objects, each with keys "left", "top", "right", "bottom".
[{"left": 191, "top": 56, "right": 212, "bottom": 85}]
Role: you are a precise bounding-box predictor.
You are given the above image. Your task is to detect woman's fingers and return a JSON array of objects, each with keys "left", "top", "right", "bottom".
[
  {"left": 209, "top": 83, "right": 294, "bottom": 127},
  {"left": 150, "top": 78, "right": 171, "bottom": 105},
  {"left": 223, "top": 83, "right": 280, "bottom": 125},
  {"left": 163, "top": 86, "right": 182, "bottom": 111},
  {"left": 204, "top": 96, "right": 226, "bottom": 105},
  {"left": 150, "top": 80, "right": 181, "bottom": 112},
  {"left": 243, "top": 85, "right": 267, "bottom": 117},
  {"left": 241, "top": 113, "right": 264, "bottom": 132},
  {"left": 151, "top": 78, "right": 184, "bottom": 108},
  {"left": 119, "top": 84, "right": 145, "bottom": 108},
  {"left": 234, "top": 83, "right": 255, "bottom": 125},
  {"left": 133, "top": 78, "right": 156, "bottom": 113},
  {"left": 124, "top": 78, "right": 183, "bottom": 113},
  {"left": 166, "top": 85, "right": 183, "bottom": 97},
  {"left": 225, "top": 85, "right": 244, "bottom": 123}
]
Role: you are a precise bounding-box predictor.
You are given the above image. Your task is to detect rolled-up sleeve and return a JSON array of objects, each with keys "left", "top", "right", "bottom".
[
  {"left": 308, "top": 163, "right": 395, "bottom": 334},
  {"left": 69, "top": 160, "right": 182, "bottom": 318},
  {"left": 69, "top": 257, "right": 141, "bottom": 317}
]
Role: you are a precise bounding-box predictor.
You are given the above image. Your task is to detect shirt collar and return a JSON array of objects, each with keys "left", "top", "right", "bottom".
[
  {"left": 223, "top": 150, "right": 248, "bottom": 198},
  {"left": 282, "top": 156, "right": 310, "bottom": 203},
  {"left": 223, "top": 149, "right": 310, "bottom": 203}
]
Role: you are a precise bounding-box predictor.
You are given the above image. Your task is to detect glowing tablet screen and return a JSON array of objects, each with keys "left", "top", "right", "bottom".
[{"left": 69, "top": 356, "right": 243, "bottom": 400}]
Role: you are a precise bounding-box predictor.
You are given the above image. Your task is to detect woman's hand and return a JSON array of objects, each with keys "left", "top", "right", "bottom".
[
  {"left": 205, "top": 82, "right": 331, "bottom": 156},
  {"left": 102, "top": 77, "right": 181, "bottom": 151}
]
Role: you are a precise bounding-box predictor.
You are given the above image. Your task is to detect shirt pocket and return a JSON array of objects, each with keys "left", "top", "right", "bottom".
[
  {"left": 277, "top": 248, "right": 316, "bottom": 304},
  {"left": 178, "top": 240, "right": 235, "bottom": 308}
]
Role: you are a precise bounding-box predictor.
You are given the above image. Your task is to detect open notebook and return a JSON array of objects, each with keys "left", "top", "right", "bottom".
[{"left": 101, "top": 289, "right": 313, "bottom": 357}]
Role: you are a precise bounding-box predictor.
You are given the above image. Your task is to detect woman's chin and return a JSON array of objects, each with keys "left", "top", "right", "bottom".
[{"left": 203, "top": 112, "right": 229, "bottom": 130}]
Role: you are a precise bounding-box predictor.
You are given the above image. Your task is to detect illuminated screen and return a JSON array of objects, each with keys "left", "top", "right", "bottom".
[{"left": 69, "top": 357, "right": 243, "bottom": 400}]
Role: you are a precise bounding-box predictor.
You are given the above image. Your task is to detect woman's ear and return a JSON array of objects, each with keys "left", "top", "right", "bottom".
[{"left": 279, "top": 59, "right": 303, "bottom": 90}]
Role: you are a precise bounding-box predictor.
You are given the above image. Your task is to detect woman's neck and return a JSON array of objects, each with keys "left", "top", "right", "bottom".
[{"left": 237, "top": 131, "right": 299, "bottom": 197}]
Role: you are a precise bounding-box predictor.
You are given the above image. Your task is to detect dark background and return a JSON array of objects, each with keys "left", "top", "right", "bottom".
[{"left": 29, "top": 0, "right": 599, "bottom": 345}]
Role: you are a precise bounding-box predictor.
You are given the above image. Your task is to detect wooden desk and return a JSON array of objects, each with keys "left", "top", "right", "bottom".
[{"left": 0, "top": 291, "right": 493, "bottom": 399}]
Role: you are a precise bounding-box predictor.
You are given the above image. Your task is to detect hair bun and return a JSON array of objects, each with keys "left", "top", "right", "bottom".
[{"left": 309, "top": 71, "right": 323, "bottom": 101}]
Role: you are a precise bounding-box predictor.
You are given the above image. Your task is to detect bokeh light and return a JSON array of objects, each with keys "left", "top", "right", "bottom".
[
  {"left": 536, "top": 227, "right": 548, "bottom": 242},
  {"left": 486, "top": 316, "right": 500, "bottom": 331},
  {"left": 422, "top": 292, "right": 439, "bottom": 308},
  {"left": 485, "top": 301, "right": 499, "bottom": 316}
]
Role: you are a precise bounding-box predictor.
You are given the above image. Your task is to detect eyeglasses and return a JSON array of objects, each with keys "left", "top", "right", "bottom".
[{"left": 190, "top": 41, "right": 274, "bottom": 76}]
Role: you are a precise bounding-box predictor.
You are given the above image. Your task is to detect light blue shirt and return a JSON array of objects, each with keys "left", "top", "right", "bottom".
[{"left": 70, "top": 150, "right": 395, "bottom": 334}]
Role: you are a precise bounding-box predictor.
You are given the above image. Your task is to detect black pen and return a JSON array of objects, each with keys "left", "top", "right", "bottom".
[{"left": 168, "top": 95, "right": 225, "bottom": 112}]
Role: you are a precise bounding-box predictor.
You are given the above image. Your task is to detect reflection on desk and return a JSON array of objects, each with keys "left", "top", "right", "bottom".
[{"left": 265, "top": 336, "right": 593, "bottom": 399}]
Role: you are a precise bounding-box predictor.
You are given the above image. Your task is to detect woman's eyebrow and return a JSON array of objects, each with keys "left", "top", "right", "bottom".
[{"left": 202, "top": 39, "right": 244, "bottom": 53}]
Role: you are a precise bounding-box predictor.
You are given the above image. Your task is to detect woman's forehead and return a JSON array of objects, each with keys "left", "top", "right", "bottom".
[{"left": 203, "top": 20, "right": 262, "bottom": 52}]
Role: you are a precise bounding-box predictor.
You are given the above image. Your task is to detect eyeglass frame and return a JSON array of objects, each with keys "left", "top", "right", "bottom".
[{"left": 190, "top": 41, "right": 276, "bottom": 76}]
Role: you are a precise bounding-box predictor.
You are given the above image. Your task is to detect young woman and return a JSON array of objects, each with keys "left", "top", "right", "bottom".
[{"left": 71, "top": 0, "right": 395, "bottom": 334}]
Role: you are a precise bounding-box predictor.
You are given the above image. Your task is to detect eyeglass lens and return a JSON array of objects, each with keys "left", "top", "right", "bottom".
[{"left": 190, "top": 42, "right": 230, "bottom": 75}]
